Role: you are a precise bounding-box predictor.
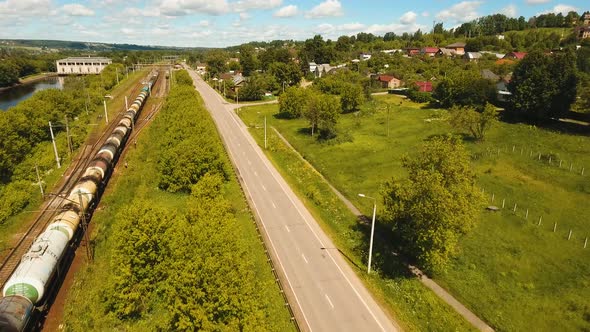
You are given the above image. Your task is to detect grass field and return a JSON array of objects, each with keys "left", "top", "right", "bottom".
[
  {"left": 239, "top": 95, "right": 590, "bottom": 331},
  {"left": 61, "top": 77, "right": 295, "bottom": 331}
]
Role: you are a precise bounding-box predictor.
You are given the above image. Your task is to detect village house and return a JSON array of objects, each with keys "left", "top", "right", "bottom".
[
  {"left": 360, "top": 53, "right": 372, "bottom": 61},
  {"left": 376, "top": 75, "right": 402, "bottom": 89},
  {"left": 503, "top": 52, "right": 527, "bottom": 60},
  {"left": 464, "top": 52, "right": 482, "bottom": 62},
  {"left": 445, "top": 42, "right": 466, "bottom": 55},
  {"left": 404, "top": 47, "right": 420, "bottom": 56},
  {"left": 436, "top": 48, "right": 456, "bottom": 57},
  {"left": 577, "top": 26, "right": 590, "bottom": 39},
  {"left": 420, "top": 47, "right": 439, "bottom": 57},
  {"left": 415, "top": 81, "right": 433, "bottom": 92}
]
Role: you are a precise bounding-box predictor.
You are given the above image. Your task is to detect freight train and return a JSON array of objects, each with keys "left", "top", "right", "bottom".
[{"left": 0, "top": 71, "right": 159, "bottom": 332}]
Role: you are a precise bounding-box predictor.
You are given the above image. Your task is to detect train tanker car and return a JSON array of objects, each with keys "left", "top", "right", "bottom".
[{"left": 0, "top": 72, "right": 159, "bottom": 332}]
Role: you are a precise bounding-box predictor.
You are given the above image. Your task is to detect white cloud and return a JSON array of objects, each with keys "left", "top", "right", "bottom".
[
  {"left": 233, "top": 0, "right": 282, "bottom": 12},
  {"left": 436, "top": 1, "right": 483, "bottom": 24},
  {"left": 62, "top": 4, "right": 95, "bottom": 16},
  {"left": 500, "top": 4, "right": 517, "bottom": 17},
  {"left": 306, "top": 0, "right": 343, "bottom": 19},
  {"left": 525, "top": 0, "right": 550, "bottom": 4},
  {"left": 274, "top": 4, "right": 298, "bottom": 17},
  {"left": 0, "top": 0, "right": 52, "bottom": 16},
  {"left": 198, "top": 20, "right": 210, "bottom": 27},
  {"left": 159, "top": 0, "right": 230, "bottom": 16},
  {"left": 400, "top": 11, "right": 417, "bottom": 25},
  {"left": 239, "top": 12, "right": 250, "bottom": 20},
  {"left": 539, "top": 4, "right": 578, "bottom": 15}
]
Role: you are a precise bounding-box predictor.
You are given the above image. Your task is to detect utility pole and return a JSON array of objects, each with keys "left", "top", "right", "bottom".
[
  {"left": 103, "top": 100, "right": 109, "bottom": 124},
  {"left": 386, "top": 105, "right": 390, "bottom": 137},
  {"left": 48, "top": 121, "right": 61, "bottom": 169},
  {"left": 64, "top": 116, "right": 72, "bottom": 155},
  {"left": 35, "top": 164, "right": 44, "bottom": 198}
]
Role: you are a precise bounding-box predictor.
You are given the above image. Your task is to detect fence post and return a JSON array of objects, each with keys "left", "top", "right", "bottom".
[
  {"left": 502, "top": 199, "right": 506, "bottom": 208},
  {"left": 513, "top": 145, "right": 515, "bottom": 152},
  {"left": 568, "top": 230, "right": 572, "bottom": 240},
  {"left": 585, "top": 237, "right": 588, "bottom": 249},
  {"left": 549, "top": 156, "right": 552, "bottom": 164},
  {"left": 582, "top": 168, "right": 585, "bottom": 176},
  {"left": 559, "top": 160, "right": 562, "bottom": 168},
  {"left": 538, "top": 216, "right": 542, "bottom": 226},
  {"left": 491, "top": 193, "right": 495, "bottom": 203},
  {"left": 525, "top": 209, "right": 529, "bottom": 219},
  {"left": 553, "top": 222, "right": 557, "bottom": 232},
  {"left": 538, "top": 153, "right": 541, "bottom": 160},
  {"left": 513, "top": 203, "right": 517, "bottom": 213},
  {"left": 570, "top": 163, "right": 573, "bottom": 172}
]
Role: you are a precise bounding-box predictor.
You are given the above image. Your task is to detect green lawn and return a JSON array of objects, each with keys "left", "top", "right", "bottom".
[{"left": 239, "top": 95, "right": 590, "bottom": 331}]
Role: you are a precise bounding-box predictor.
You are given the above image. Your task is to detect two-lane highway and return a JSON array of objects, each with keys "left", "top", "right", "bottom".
[{"left": 188, "top": 69, "right": 399, "bottom": 332}]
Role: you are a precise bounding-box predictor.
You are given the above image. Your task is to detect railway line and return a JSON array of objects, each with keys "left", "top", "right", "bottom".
[{"left": 0, "top": 70, "right": 159, "bottom": 331}]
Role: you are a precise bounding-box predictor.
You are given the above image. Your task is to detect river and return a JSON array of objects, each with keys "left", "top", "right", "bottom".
[{"left": 0, "top": 76, "right": 64, "bottom": 111}]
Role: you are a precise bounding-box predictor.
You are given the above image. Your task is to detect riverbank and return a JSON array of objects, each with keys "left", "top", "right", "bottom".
[{"left": 0, "top": 72, "right": 57, "bottom": 92}]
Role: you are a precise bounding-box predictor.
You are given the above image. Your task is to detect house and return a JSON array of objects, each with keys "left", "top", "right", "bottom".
[
  {"left": 360, "top": 53, "right": 372, "bottom": 61},
  {"left": 415, "top": 81, "right": 433, "bottom": 92},
  {"left": 481, "top": 69, "right": 500, "bottom": 81},
  {"left": 195, "top": 63, "right": 207, "bottom": 73},
  {"left": 314, "top": 63, "right": 338, "bottom": 78},
  {"left": 481, "top": 51, "right": 505, "bottom": 59},
  {"left": 436, "top": 48, "right": 456, "bottom": 57},
  {"left": 446, "top": 42, "right": 466, "bottom": 55},
  {"left": 381, "top": 49, "right": 403, "bottom": 55},
  {"left": 404, "top": 47, "right": 420, "bottom": 56},
  {"left": 496, "top": 73, "right": 512, "bottom": 102},
  {"left": 582, "top": 12, "right": 590, "bottom": 25},
  {"left": 464, "top": 52, "right": 482, "bottom": 62},
  {"left": 227, "top": 57, "right": 240, "bottom": 64},
  {"left": 376, "top": 75, "right": 402, "bottom": 89},
  {"left": 577, "top": 26, "right": 590, "bottom": 39},
  {"left": 309, "top": 62, "right": 318, "bottom": 73},
  {"left": 420, "top": 47, "right": 439, "bottom": 57},
  {"left": 503, "top": 52, "right": 527, "bottom": 60}
]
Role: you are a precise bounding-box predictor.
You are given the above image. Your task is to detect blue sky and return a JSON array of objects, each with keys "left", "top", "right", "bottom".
[{"left": 0, "top": 0, "right": 587, "bottom": 47}]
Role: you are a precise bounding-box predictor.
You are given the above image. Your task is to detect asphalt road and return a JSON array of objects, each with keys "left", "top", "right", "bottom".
[{"left": 188, "top": 69, "right": 399, "bottom": 332}]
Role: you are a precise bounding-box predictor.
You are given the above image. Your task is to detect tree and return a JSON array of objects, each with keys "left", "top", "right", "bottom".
[
  {"left": 205, "top": 50, "right": 228, "bottom": 77},
  {"left": 268, "top": 61, "right": 302, "bottom": 88},
  {"left": 340, "top": 83, "right": 364, "bottom": 113},
  {"left": 449, "top": 103, "right": 497, "bottom": 141},
  {"left": 381, "top": 135, "right": 481, "bottom": 273},
  {"left": 304, "top": 91, "right": 340, "bottom": 138},
  {"left": 508, "top": 50, "right": 577, "bottom": 121},
  {"left": 278, "top": 86, "right": 310, "bottom": 118},
  {"left": 239, "top": 45, "right": 258, "bottom": 76},
  {"left": 0, "top": 61, "right": 20, "bottom": 87}
]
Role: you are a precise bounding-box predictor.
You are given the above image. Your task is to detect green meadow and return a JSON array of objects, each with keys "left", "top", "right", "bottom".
[{"left": 239, "top": 94, "right": 590, "bottom": 331}]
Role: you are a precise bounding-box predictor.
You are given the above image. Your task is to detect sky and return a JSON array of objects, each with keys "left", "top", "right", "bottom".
[{"left": 0, "top": 0, "right": 587, "bottom": 48}]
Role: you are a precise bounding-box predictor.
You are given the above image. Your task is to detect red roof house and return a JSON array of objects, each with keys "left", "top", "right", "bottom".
[
  {"left": 421, "top": 47, "right": 439, "bottom": 57},
  {"left": 415, "top": 81, "right": 433, "bottom": 92},
  {"left": 503, "top": 52, "right": 527, "bottom": 60},
  {"left": 376, "top": 75, "right": 402, "bottom": 89}
]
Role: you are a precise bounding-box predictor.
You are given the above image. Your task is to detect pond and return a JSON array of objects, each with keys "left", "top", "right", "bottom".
[{"left": 0, "top": 76, "right": 65, "bottom": 111}]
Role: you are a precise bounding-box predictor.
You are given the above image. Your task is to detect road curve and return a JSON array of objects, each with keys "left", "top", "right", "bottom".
[{"left": 187, "top": 69, "right": 399, "bottom": 332}]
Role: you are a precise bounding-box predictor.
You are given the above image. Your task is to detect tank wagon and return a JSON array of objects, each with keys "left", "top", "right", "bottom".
[{"left": 0, "top": 72, "right": 159, "bottom": 332}]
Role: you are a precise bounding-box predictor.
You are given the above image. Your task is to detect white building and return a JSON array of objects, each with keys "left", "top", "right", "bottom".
[{"left": 56, "top": 57, "right": 112, "bottom": 75}]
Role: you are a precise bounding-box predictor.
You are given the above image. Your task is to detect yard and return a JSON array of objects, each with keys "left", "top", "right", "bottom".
[{"left": 239, "top": 94, "right": 590, "bottom": 331}]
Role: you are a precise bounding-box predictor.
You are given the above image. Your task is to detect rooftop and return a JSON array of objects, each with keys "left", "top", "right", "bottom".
[{"left": 57, "top": 56, "right": 111, "bottom": 62}]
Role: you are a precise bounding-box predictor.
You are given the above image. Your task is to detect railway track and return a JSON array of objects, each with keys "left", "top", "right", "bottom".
[{"left": 0, "top": 74, "right": 150, "bottom": 291}]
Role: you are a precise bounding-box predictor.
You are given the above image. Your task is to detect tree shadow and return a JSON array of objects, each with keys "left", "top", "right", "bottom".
[
  {"left": 352, "top": 214, "right": 418, "bottom": 279},
  {"left": 500, "top": 112, "right": 590, "bottom": 136}
]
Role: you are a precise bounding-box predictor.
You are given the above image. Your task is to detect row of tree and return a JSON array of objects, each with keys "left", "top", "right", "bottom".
[
  {"left": 0, "top": 64, "right": 124, "bottom": 225},
  {"left": 106, "top": 70, "right": 277, "bottom": 329}
]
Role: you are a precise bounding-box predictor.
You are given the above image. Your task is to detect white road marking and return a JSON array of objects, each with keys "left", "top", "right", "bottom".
[
  {"left": 284, "top": 225, "right": 290, "bottom": 232},
  {"left": 253, "top": 171, "right": 258, "bottom": 177},
  {"left": 261, "top": 185, "right": 267, "bottom": 191},
  {"left": 325, "top": 294, "right": 335, "bottom": 309},
  {"left": 222, "top": 102, "right": 388, "bottom": 332},
  {"left": 302, "top": 253, "right": 309, "bottom": 264},
  {"left": 272, "top": 201, "right": 277, "bottom": 209}
]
